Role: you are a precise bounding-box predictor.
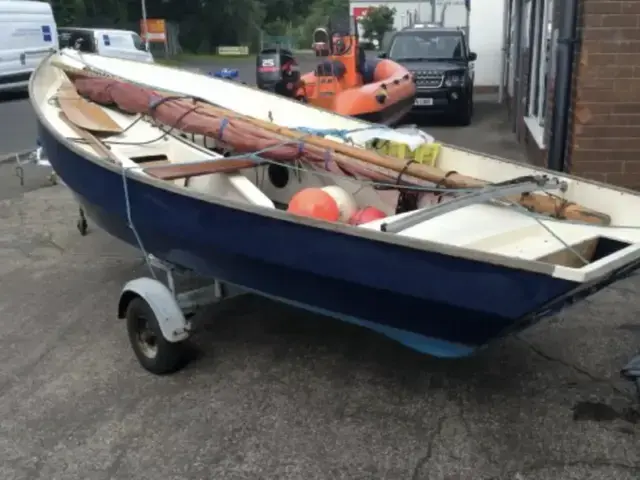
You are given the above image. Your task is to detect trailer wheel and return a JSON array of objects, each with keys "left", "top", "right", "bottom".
[{"left": 126, "top": 296, "right": 187, "bottom": 375}]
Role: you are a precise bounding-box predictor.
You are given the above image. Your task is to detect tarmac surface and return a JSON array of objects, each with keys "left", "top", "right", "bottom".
[{"left": 0, "top": 62, "right": 638, "bottom": 480}]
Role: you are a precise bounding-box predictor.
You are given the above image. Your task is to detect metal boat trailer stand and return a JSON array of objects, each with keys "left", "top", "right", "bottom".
[
  {"left": 117, "top": 254, "right": 247, "bottom": 374},
  {"left": 9, "top": 145, "right": 58, "bottom": 187},
  {"left": 5, "top": 144, "right": 90, "bottom": 236},
  {"left": 77, "top": 207, "right": 88, "bottom": 236}
]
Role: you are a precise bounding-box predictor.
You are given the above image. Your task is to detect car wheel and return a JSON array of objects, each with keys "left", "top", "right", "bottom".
[{"left": 456, "top": 96, "right": 473, "bottom": 126}]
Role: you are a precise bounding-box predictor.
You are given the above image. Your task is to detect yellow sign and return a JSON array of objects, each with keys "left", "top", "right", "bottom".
[
  {"left": 140, "top": 19, "right": 166, "bottom": 43},
  {"left": 216, "top": 46, "right": 250, "bottom": 56}
]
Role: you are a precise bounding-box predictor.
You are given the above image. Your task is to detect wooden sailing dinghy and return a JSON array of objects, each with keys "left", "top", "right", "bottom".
[{"left": 29, "top": 50, "right": 640, "bottom": 358}]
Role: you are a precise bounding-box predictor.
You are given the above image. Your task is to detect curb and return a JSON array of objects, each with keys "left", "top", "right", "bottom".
[{"left": 0, "top": 147, "right": 37, "bottom": 166}]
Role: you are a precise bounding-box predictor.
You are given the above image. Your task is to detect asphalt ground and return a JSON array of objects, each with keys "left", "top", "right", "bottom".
[{"left": 0, "top": 60, "right": 637, "bottom": 480}]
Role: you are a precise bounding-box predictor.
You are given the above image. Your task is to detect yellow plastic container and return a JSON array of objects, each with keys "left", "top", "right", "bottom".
[{"left": 366, "top": 139, "right": 441, "bottom": 167}]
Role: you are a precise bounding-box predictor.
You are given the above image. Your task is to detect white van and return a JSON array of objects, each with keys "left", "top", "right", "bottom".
[
  {"left": 0, "top": 0, "right": 58, "bottom": 92},
  {"left": 58, "top": 28, "right": 154, "bottom": 63}
]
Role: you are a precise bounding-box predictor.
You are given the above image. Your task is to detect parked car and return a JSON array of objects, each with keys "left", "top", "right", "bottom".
[
  {"left": 58, "top": 27, "right": 154, "bottom": 63},
  {"left": 379, "top": 24, "right": 477, "bottom": 125},
  {"left": 0, "top": 0, "right": 58, "bottom": 93}
]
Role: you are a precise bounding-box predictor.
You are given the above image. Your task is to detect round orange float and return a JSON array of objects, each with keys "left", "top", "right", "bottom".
[
  {"left": 349, "top": 206, "right": 387, "bottom": 225},
  {"left": 287, "top": 188, "right": 340, "bottom": 221},
  {"left": 320, "top": 186, "right": 357, "bottom": 222}
]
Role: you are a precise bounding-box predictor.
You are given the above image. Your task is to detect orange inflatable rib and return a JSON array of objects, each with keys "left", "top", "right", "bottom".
[
  {"left": 256, "top": 19, "right": 416, "bottom": 126},
  {"left": 295, "top": 30, "right": 416, "bottom": 125},
  {"left": 298, "top": 58, "right": 416, "bottom": 124}
]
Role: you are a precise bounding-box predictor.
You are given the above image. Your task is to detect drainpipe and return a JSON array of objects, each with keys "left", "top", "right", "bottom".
[
  {"left": 547, "top": 0, "right": 579, "bottom": 172},
  {"left": 498, "top": 0, "right": 510, "bottom": 104}
]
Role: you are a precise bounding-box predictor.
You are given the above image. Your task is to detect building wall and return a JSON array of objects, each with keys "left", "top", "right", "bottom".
[
  {"left": 350, "top": 0, "right": 505, "bottom": 88},
  {"left": 467, "top": 0, "right": 504, "bottom": 88},
  {"left": 568, "top": 0, "right": 640, "bottom": 188},
  {"left": 508, "top": 0, "right": 640, "bottom": 181}
]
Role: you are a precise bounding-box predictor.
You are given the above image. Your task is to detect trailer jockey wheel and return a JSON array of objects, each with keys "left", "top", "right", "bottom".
[{"left": 77, "top": 207, "right": 88, "bottom": 236}]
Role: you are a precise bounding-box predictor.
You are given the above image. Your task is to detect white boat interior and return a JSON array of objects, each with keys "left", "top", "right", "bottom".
[{"left": 31, "top": 51, "right": 640, "bottom": 284}]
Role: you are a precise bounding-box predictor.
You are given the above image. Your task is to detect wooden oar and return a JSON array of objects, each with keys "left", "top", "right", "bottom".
[
  {"left": 57, "top": 84, "right": 123, "bottom": 134},
  {"left": 59, "top": 111, "right": 119, "bottom": 162}
]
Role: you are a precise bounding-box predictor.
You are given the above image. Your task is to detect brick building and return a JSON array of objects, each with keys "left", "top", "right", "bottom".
[{"left": 504, "top": 0, "right": 640, "bottom": 188}]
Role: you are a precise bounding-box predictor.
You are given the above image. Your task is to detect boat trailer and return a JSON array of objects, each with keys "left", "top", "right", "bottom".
[{"left": 117, "top": 254, "right": 248, "bottom": 374}]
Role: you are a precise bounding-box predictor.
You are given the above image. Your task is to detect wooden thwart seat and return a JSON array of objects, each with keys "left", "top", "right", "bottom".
[{"left": 143, "top": 159, "right": 258, "bottom": 181}]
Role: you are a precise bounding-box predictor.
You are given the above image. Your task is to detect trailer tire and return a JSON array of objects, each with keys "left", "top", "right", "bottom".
[{"left": 126, "top": 296, "right": 187, "bottom": 375}]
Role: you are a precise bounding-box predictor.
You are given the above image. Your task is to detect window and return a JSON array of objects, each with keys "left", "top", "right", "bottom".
[
  {"left": 75, "top": 34, "right": 96, "bottom": 53},
  {"left": 58, "top": 30, "right": 96, "bottom": 53},
  {"left": 131, "top": 33, "right": 147, "bottom": 52},
  {"left": 58, "top": 32, "right": 72, "bottom": 49},
  {"left": 525, "top": 0, "right": 554, "bottom": 147},
  {"left": 389, "top": 31, "right": 466, "bottom": 61}
]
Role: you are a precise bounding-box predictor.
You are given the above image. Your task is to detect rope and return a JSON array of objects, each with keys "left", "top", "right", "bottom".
[
  {"left": 70, "top": 129, "right": 582, "bottom": 203},
  {"left": 68, "top": 108, "right": 488, "bottom": 195},
  {"left": 218, "top": 118, "right": 229, "bottom": 140},
  {"left": 396, "top": 159, "right": 417, "bottom": 185},
  {"left": 71, "top": 127, "right": 484, "bottom": 195},
  {"left": 120, "top": 165, "right": 157, "bottom": 279},
  {"left": 292, "top": 125, "right": 392, "bottom": 140},
  {"left": 504, "top": 199, "right": 590, "bottom": 265}
]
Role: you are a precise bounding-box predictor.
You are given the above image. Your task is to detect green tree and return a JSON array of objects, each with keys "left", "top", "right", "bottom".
[
  {"left": 50, "top": 0, "right": 348, "bottom": 53},
  {"left": 300, "top": 0, "right": 348, "bottom": 47},
  {"left": 359, "top": 6, "right": 396, "bottom": 45}
]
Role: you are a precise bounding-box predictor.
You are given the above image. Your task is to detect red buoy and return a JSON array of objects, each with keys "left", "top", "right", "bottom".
[
  {"left": 349, "top": 206, "right": 387, "bottom": 225},
  {"left": 287, "top": 188, "right": 340, "bottom": 222}
]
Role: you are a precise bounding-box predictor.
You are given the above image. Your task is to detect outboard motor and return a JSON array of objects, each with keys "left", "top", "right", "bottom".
[
  {"left": 256, "top": 47, "right": 301, "bottom": 98},
  {"left": 312, "top": 27, "right": 331, "bottom": 57}
]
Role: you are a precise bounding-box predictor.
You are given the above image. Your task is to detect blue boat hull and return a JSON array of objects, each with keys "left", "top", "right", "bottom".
[{"left": 38, "top": 121, "right": 579, "bottom": 357}]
